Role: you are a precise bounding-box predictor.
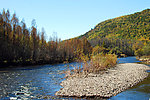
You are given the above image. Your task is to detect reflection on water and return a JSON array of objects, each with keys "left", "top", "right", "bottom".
[{"left": 0, "top": 57, "right": 149, "bottom": 100}]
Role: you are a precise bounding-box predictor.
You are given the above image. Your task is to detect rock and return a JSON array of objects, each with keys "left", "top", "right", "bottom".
[
  {"left": 16, "top": 92, "right": 24, "bottom": 95},
  {"left": 10, "top": 97, "right": 17, "bottom": 100},
  {"left": 55, "top": 63, "right": 150, "bottom": 98}
]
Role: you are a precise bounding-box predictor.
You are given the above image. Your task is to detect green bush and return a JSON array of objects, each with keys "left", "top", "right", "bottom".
[{"left": 135, "top": 44, "right": 150, "bottom": 57}]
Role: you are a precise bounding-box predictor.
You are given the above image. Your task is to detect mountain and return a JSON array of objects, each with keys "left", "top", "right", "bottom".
[
  {"left": 79, "top": 9, "right": 150, "bottom": 41},
  {"left": 79, "top": 9, "right": 150, "bottom": 56}
]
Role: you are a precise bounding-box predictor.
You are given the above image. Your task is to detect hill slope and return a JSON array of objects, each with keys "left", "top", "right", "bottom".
[
  {"left": 79, "top": 9, "right": 150, "bottom": 41},
  {"left": 78, "top": 9, "right": 150, "bottom": 56}
]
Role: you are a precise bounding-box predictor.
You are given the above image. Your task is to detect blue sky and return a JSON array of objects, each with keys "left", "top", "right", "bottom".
[{"left": 1, "top": 0, "right": 150, "bottom": 40}]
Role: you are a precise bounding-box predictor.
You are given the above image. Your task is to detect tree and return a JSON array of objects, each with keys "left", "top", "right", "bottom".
[{"left": 39, "top": 28, "right": 47, "bottom": 61}]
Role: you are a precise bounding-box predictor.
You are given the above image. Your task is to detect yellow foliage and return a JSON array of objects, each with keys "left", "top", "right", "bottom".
[
  {"left": 88, "top": 54, "right": 117, "bottom": 73},
  {"left": 69, "top": 53, "right": 117, "bottom": 76}
]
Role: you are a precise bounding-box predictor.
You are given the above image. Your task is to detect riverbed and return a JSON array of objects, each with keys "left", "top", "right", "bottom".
[{"left": 0, "top": 57, "right": 149, "bottom": 100}]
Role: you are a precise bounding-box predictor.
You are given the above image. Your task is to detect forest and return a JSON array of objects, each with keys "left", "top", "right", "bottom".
[
  {"left": 0, "top": 9, "right": 92, "bottom": 66},
  {"left": 79, "top": 9, "right": 150, "bottom": 57},
  {"left": 0, "top": 9, "right": 150, "bottom": 66}
]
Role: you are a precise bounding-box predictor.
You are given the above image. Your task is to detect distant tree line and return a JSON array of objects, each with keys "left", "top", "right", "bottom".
[
  {"left": 0, "top": 9, "right": 92, "bottom": 66},
  {"left": 90, "top": 37, "right": 135, "bottom": 56}
]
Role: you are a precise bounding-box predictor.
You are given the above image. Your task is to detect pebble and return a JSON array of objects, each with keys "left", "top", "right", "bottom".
[{"left": 55, "top": 63, "right": 150, "bottom": 97}]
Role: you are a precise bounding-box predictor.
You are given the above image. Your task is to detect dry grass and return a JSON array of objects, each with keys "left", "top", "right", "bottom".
[
  {"left": 87, "top": 54, "right": 117, "bottom": 73},
  {"left": 64, "top": 53, "right": 117, "bottom": 78}
]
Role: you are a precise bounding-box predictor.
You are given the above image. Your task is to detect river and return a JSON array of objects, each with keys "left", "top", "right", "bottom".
[{"left": 0, "top": 57, "right": 149, "bottom": 100}]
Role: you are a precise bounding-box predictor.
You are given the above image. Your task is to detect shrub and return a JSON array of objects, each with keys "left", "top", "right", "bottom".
[
  {"left": 64, "top": 53, "right": 117, "bottom": 78},
  {"left": 135, "top": 44, "right": 150, "bottom": 57},
  {"left": 87, "top": 53, "right": 117, "bottom": 73}
]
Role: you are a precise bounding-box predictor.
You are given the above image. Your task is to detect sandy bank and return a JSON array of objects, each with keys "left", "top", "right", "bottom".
[{"left": 55, "top": 63, "right": 150, "bottom": 98}]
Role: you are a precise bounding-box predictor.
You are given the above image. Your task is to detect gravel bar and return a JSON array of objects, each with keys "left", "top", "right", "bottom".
[{"left": 55, "top": 63, "right": 150, "bottom": 97}]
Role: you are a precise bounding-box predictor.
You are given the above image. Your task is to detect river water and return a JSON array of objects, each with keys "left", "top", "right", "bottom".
[{"left": 0, "top": 57, "right": 149, "bottom": 100}]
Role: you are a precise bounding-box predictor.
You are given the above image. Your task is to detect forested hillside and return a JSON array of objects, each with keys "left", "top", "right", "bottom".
[
  {"left": 0, "top": 9, "right": 150, "bottom": 66},
  {"left": 79, "top": 9, "right": 150, "bottom": 56},
  {"left": 0, "top": 9, "right": 92, "bottom": 66}
]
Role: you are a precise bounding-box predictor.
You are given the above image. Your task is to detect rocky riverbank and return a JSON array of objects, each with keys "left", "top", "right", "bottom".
[
  {"left": 55, "top": 63, "right": 150, "bottom": 98},
  {"left": 137, "top": 56, "right": 150, "bottom": 64}
]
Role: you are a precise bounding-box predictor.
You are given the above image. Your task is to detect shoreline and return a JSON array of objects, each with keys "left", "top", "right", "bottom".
[
  {"left": 137, "top": 56, "right": 150, "bottom": 64},
  {"left": 55, "top": 63, "right": 150, "bottom": 98},
  {"left": 0, "top": 59, "right": 73, "bottom": 68}
]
